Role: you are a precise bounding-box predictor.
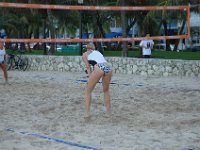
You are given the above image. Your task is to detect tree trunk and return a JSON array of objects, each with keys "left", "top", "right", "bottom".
[
  {"left": 162, "top": 19, "right": 171, "bottom": 51},
  {"left": 96, "top": 11, "right": 105, "bottom": 54},
  {"left": 43, "top": 18, "right": 47, "bottom": 55},
  {"left": 173, "top": 20, "right": 186, "bottom": 51},
  {"left": 47, "top": 9, "right": 56, "bottom": 55},
  {"left": 120, "top": 0, "right": 128, "bottom": 57}
]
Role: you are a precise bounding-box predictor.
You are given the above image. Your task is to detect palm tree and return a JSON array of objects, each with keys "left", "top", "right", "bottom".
[
  {"left": 134, "top": 0, "right": 190, "bottom": 51},
  {"left": 71, "top": 0, "right": 118, "bottom": 54},
  {"left": 119, "top": 0, "right": 128, "bottom": 57},
  {"left": 160, "top": 0, "right": 190, "bottom": 51},
  {"left": 2, "top": 0, "right": 194, "bottom": 54}
]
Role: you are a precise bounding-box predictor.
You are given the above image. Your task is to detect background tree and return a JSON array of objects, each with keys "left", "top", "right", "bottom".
[{"left": 1, "top": 0, "right": 197, "bottom": 55}]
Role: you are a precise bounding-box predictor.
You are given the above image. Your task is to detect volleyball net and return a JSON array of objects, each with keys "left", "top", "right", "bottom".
[{"left": 0, "top": 2, "right": 190, "bottom": 44}]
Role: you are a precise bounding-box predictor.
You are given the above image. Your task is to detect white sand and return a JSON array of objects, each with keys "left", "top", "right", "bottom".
[{"left": 0, "top": 70, "right": 200, "bottom": 150}]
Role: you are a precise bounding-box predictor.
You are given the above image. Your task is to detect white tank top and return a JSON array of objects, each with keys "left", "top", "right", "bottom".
[
  {"left": 0, "top": 48, "right": 6, "bottom": 63},
  {"left": 88, "top": 50, "right": 107, "bottom": 64}
]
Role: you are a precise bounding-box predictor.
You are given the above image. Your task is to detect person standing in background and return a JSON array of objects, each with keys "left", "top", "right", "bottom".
[{"left": 139, "top": 34, "right": 154, "bottom": 58}]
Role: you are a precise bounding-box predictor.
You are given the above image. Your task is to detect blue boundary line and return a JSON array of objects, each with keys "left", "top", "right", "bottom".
[
  {"left": 77, "top": 80, "right": 200, "bottom": 91},
  {"left": 76, "top": 79, "right": 144, "bottom": 87},
  {"left": 5, "top": 128, "right": 101, "bottom": 150}
]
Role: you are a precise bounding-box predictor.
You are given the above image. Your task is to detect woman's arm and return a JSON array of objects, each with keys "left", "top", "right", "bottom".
[
  {"left": 82, "top": 52, "right": 91, "bottom": 76},
  {"left": 3, "top": 47, "right": 6, "bottom": 61}
]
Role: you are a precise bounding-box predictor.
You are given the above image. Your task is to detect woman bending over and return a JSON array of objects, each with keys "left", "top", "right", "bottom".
[{"left": 82, "top": 43, "right": 112, "bottom": 119}]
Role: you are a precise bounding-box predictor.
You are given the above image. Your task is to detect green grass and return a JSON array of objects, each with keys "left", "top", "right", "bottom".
[
  {"left": 124, "top": 49, "right": 200, "bottom": 60},
  {"left": 30, "top": 50, "right": 80, "bottom": 56},
  {"left": 151, "top": 50, "right": 200, "bottom": 60},
  {"left": 104, "top": 49, "right": 200, "bottom": 60},
  {"left": 7, "top": 49, "right": 200, "bottom": 60}
]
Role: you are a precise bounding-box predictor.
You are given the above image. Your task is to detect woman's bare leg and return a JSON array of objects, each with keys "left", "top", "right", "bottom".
[
  {"left": 0, "top": 64, "right": 8, "bottom": 83},
  {"left": 85, "top": 67, "right": 103, "bottom": 118},
  {"left": 3, "top": 64, "right": 8, "bottom": 82},
  {"left": 102, "top": 71, "right": 112, "bottom": 116}
]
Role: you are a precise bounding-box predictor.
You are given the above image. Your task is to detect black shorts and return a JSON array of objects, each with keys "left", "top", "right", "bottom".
[{"left": 143, "top": 55, "right": 151, "bottom": 58}]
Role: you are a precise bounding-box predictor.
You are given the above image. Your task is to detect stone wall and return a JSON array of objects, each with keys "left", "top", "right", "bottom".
[{"left": 26, "top": 55, "right": 200, "bottom": 77}]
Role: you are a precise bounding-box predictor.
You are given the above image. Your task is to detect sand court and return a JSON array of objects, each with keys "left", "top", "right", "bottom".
[{"left": 0, "top": 70, "right": 200, "bottom": 150}]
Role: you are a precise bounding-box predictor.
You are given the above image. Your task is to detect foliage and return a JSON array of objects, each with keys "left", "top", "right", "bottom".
[
  {"left": 6, "top": 48, "right": 199, "bottom": 60},
  {"left": 0, "top": 0, "right": 199, "bottom": 58}
]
